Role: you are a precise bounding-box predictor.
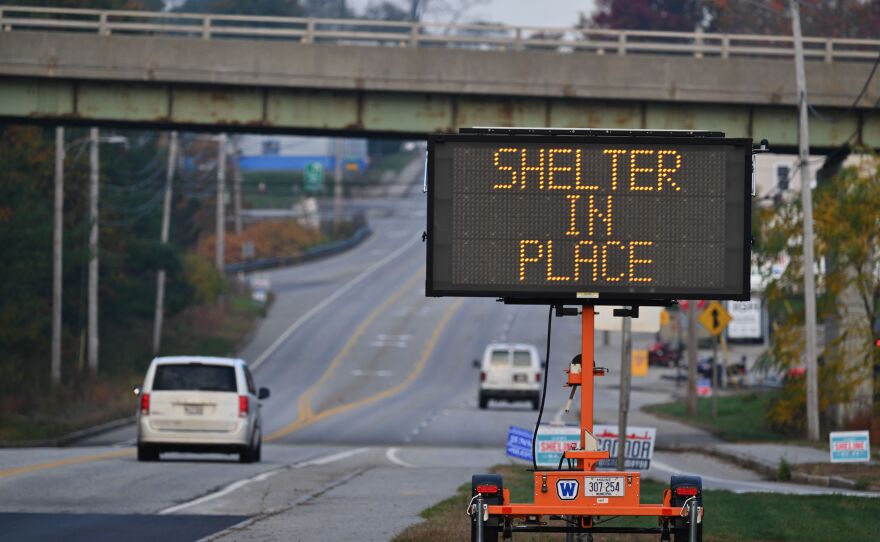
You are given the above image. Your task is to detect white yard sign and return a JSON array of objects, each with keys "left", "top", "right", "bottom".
[{"left": 726, "top": 299, "right": 763, "bottom": 341}]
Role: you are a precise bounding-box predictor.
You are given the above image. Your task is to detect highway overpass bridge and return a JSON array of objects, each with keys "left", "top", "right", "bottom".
[{"left": 0, "top": 5, "right": 878, "bottom": 151}]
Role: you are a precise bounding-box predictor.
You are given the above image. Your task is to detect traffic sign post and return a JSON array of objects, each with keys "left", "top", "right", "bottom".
[
  {"left": 429, "top": 128, "right": 753, "bottom": 541},
  {"left": 699, "top": 301, "right": 731, "bottom": 418}
]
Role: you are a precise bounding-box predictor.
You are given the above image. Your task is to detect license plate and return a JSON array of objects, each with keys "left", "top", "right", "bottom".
[
  {"left": 584, "top": 476, "right": 624, "bottom": 497},
  {"left": 513, "top": 374, "right": 527, "bottom": 382},
  {"left": 184, "top": 404, "right": 203, "bottom": 415}
]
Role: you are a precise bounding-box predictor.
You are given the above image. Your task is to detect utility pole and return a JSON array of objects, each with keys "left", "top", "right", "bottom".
[
  {"left": 215, "top": 133, "right": 227, "bottom": 272},
  {"left": 616, "top": 314, "right": 632, "bottom": 470},
  {"left": 711, "top": 335, "right": 719, "bottom": 418},
  {"left": 87, "top": 127, "right": 99, "bottom": 375},
  {"left": 51, "top": 126, "right": 64, "bottom": 385},
  {"left": 231, "top": 137, "right": 243, "bottom": 235},
  {"left": 152, "top": 131, "right": 177, "bottom": 356},
  {"left": 790, "top": 0, "right": 821, "bottom": 441},
  {"left": 333, "top": 137, "right": 344, "bottom": 232},
  {"left": 686, "top": 302, "right": 698, "bottom": 416}
]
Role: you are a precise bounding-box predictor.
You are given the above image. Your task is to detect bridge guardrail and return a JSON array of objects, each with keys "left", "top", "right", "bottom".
[
  {"left": 0, "top": 5, "right": 878, "bottom": 64},
  {"left": 223, "top": 223, "right": 372, "bottom": 275}
]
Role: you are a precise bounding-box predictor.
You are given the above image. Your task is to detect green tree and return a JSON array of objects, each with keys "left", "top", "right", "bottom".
[
  {"left": 756, "top": 154, "right": 880, "bottom": 432},
  {"left": 814, "top": 156, "right": 880, "bottom": 407},
  {"left": 0, "top": 126, "right": 55, "bottom": 392}
]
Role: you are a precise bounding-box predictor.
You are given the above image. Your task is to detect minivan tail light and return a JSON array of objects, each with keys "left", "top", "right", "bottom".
[
  {"left": 140, "top": 393, "right": 150, "bottom": 416},
  {"left": 239, "top": 395, "right": 249, "bottom": 417},
  {"left": 535, "top": 372, "right": 541, "bottom": 383},
  {"left": 480, "top": 371, "right": 486, "bottom": 382}
]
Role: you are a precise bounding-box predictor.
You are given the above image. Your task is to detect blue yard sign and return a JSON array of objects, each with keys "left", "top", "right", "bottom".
[
  {"left": 506, "top": 426, "right": 533, "bottom": 462},
  {"left": 829, "top": 431, "right": 871, "bottom": 463}
]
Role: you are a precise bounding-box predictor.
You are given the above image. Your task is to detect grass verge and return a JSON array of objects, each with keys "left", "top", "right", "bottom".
[
  {"left": 395, "top": 464, "right": 880, "bottom": 542},
  {"left": 643, "top": 391, "right": 784, "bottom": 442}
]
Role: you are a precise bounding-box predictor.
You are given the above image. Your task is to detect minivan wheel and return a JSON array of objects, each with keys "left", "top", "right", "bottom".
[
  {"left": 239, "top": 433, "right": 259, "bottom": 464},
  {"left": 478, "top": 393, "right": 489, "bottom": 410},
  {"left": 254, "top": 439, "right": 262, "bottom": 462},
  {"left": 137, "top": 444, "right": 159, "bottom": 462},
  {"left": 239, "top": 444, "right": 255, "bottom": 464},
  {"left": 531, "top": 396, "right": 541, "bottom": 410}
]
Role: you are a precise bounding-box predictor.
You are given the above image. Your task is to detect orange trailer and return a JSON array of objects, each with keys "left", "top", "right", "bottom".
[{"left": 468, "top": 306, "right": 704, "bottom": 541}]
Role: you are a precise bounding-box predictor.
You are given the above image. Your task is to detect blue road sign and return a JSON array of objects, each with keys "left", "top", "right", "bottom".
[{"left": 506, "top": 426, "right": 533, "bottom": 462}]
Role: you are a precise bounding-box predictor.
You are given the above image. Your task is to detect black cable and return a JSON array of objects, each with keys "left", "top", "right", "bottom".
[
  {"left": 532, "top": 305, "right": 553, "bottom": 471},
  {"left": 848, "top": 52, "right": 880, "bottom": 110}
]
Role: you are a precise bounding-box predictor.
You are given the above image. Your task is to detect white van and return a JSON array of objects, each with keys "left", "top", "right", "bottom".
[
  {"left": 476, "top": 343, "right": 542, "bottom": 410},
  {"left": 135, "top": 356, "right": 269, "bottom": 463}
]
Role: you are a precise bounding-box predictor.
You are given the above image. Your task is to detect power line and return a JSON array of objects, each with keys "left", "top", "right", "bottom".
[{"left": 807, "top": 52, "right": 880, "bottom": 124}]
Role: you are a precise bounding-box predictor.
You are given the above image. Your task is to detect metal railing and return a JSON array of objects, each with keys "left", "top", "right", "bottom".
[{"left": 1, "top": 5, "right": 878, "bottom": 63}]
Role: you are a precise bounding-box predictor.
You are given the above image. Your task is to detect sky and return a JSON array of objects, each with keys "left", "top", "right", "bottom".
[{"left": 348, "top": 0, "right": 597, "bottom": 28}]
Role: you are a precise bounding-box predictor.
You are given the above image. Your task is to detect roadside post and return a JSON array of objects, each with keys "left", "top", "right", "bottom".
[
  {"left": 699, "top": 301, "right": 731, "bottom": 418},
  {"left": 427, "top": 127, "right": 754, "bottom": 540}
]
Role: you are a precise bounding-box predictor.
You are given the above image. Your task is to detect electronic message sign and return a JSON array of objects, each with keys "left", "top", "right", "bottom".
[{"left": 427, "top": 133, "right": 752, "bottom": 302}]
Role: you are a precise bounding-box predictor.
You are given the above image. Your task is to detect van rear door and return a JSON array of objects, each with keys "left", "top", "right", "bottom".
[
  {"left": 148, "top": 363, "right": 240, "bottom": 432},
  {"left": 511, "top": 349, "right": 538, "bottom": 387},
  {"left": 484, "top": 348, "right": 511, "bottom": 387}
]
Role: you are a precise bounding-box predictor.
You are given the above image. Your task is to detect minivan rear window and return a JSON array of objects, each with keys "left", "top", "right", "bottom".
[
  {"left": 512, "top": 351, "right": 533, "bottom": 367},
  {"left": 489, "top": 350, "right": 508, "bottom": 366},
  {"left": 152, "top": 364, "right": 237, "bottom": 392}
]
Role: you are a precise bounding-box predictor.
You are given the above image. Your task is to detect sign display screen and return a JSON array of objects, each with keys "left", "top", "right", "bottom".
[{"left": 427, "top": 134, "right": 751, "bottom": 301}]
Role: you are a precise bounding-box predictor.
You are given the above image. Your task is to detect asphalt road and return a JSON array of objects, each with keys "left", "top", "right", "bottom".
[{"left": 1, "top": 167, "right": 875, "bottom": 541}]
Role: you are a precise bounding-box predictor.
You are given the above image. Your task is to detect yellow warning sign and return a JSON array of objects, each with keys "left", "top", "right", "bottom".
[
  {"left": 698, "top": 300, "right": 732, "bottom": 337},
  {"left": 632, "top": 349, "right": 649, "bottom": 377}
]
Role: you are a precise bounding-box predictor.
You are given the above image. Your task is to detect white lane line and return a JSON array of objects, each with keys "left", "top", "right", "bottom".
[
  {"left": 351, "top": 369, "right": 394, "bottom": 377},
  {"left": 385, "top": 447, "right": 417, "bottom": 468},
  {"left": 159, "top": 468, "right": 286, "bottom": 515},
  {"left": 159, "top": 447, "right": 370, "bottom": 515},
  {"left": 251, "top": 235, "right": 420, "bottom": 370},
  {"left": 292, "top": 447, "right": 369, "bottom": 468}
]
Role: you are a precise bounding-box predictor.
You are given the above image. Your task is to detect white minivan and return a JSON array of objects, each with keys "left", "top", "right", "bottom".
[
  {"left": 135, "top": 356, "right": 269, "bottom": 463},
  {"left": 475, "top": 343, "right": 542, "bottom": 410}
]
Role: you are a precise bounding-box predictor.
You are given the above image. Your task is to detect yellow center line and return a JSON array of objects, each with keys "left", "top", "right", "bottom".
[
  {"left": 266, "top": 267, "right": 425, "bottom": 441},
  {"left": 266, "top": 291, "right": 463, "bottom": 442},
  {"left": 304, "top": 297, "right": 463, "bottom": 427},
  {"left": 0, "top": 448, "right": 133, "bottom": 480}
]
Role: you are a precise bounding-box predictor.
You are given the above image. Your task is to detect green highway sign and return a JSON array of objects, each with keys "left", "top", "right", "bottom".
[{"left": 304, "top": 162, "right": 324, "bottom": 193}]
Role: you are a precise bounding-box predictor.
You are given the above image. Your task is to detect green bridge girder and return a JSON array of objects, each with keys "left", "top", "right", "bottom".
[{"left": 2, "top": 77, "right": 876, "bottom": 151}]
